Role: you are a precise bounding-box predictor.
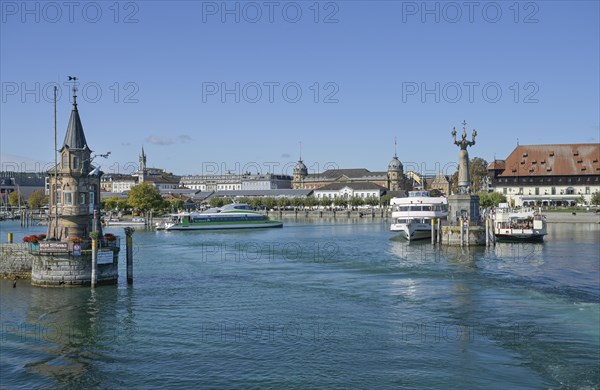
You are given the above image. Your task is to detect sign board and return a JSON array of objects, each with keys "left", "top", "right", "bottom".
[
  {"left": 39, "top": 242, "right": 69, "bottom": 253},
  {"left": 72, "top": 243, "right": 81, "bottom": 256},
  {"left": 97, "top": 251, "right": 114, "bottom": 265}
]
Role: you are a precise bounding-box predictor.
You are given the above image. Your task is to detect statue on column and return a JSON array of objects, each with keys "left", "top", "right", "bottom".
[{"left": 452, "top": 121, "right": 477, "bottom": 194}]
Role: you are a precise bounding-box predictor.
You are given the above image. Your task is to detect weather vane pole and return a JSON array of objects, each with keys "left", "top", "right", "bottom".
[{"left": 68, "top": 76, "right": 78, "bottom": 105}]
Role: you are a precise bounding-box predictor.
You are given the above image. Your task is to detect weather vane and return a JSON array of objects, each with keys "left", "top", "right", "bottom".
[{"left": 68, "top": 76, "right": 78, "bottom": 104}]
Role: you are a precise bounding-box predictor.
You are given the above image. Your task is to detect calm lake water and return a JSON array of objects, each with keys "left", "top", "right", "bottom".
[{"left": 1, "top": 219, "right": 599, "bottom": 389}]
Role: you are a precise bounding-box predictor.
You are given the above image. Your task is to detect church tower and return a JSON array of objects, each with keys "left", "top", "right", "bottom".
[
  {"left": 139, "top": 146, "right": 147, "bottom": 183},
  {"left": 387, "top": 140, "right": 404, "bottom": 191},
  {"left": 47, "top": 81, "right": 103, "bottom": 241}
]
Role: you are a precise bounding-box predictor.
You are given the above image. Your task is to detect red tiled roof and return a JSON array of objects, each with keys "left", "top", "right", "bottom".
[{"left": 497, "top": 144, "right": 600, "bottom": 177}]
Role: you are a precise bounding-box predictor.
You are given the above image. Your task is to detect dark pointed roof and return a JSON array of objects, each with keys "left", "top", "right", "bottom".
[{"left": 62, "top": 101, "right": 88, "bottom": 149}]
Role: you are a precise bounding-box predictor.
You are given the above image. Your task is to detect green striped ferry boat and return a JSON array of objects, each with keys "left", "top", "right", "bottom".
[{"left": 162, "top": 203, "right": 283, "bottom": 230}]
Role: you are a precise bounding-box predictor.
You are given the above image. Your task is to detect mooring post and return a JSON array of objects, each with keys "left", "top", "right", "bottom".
[
  {"left": 466, "top": 219, "right": 470, "bottom": 247},
  {"left": 437, "top": 218, "right": 441, "bottom": 244},
  {"left": 125, "top": 227, "right": 135, "bottom": 285},
  {"left": 485, "top": 217, "right": 489, "bottom": 246},
  {"left": 90, "top": 231, "right": 99, "bottom": 288},
  {"left": 460, "top": 220, "right": 464, "bottom": 247},
  {"left": 431, "top": 219, "right": 435, "bottom": 245}
]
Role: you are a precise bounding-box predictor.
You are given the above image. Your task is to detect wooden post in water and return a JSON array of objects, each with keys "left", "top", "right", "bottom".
[
  {"left": 8, "top": 232, "right": 13, "bottom": 243},
  {"left": 437, "top": 218, "right": 441, "bottom": 244},
  {"left": 485, "top": 217, "right": 489, "bottom": 246},
  {"left": 90, "top": 232, "right": 99, "bottom": 288},
  {"left": 466, "top": 219, "right": 470, "bottom": 247},
  {"left": 125, "top": 227, "right": 135, "bottom": 284},
  {"left": 431, "top": 219, "right": 435, "bottom": 245},
  {"left": 460, "top": 219, "right": 464, "bottom": 247}
]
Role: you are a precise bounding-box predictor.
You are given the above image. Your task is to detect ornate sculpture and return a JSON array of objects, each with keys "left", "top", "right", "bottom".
[{"left": 452, "top": 121, "right": 477, "bottom": 194}]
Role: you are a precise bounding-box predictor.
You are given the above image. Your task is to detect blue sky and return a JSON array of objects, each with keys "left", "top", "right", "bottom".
[{"left": 1, "top": 1, "right": 598, "bottom": 178}]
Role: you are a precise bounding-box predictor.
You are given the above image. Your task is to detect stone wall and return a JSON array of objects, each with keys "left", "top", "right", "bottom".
[
  {"left": 0, "top": 244, "right": 33, "bottom": 279},
  {"left": 31, "top": 249, "right": 119, "bottom": 287},
  {"left": 0, "top": 243, "right": 119, "bottom": 286}
]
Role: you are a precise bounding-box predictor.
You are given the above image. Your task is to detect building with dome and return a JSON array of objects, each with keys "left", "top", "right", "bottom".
[{"left": 291, "top": 152, "right": 412, "bottom": 193}]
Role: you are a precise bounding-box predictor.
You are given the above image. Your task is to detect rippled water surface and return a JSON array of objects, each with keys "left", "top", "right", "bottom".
[{"left": 1, "top": 219, "right": 599, "bottom": 389}]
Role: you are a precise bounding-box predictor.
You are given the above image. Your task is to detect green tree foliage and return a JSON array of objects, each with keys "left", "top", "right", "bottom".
[
  {"left": 451, "top": 156, "right": 489, "bottom": 194},
  {"left": 592, "top": 192, "right": 600, "bottom": 206},
  {"left": 168, "top": 198, "right": 184, "bottom": 211},
  {"left": 477, "top": 191, "right": 507, "bottom": 208},
  {"left": 8, "top": 191, "right": 24, "bottom": 207},
  {"left": 380, "top": 194, "right": 392, "bottom": 206},
  {"left": 365, "top": 196, "right": 380, "bottom": 207},
  {"left": 209, "top": 197, "right": 224, "bottom": 208},
  {"left": 470, "top": 157, "right": 489, "bottom": 193},
  {"left": 103, "top": 195, "right": 120, "bottom": 211},
  {"left": 263, "top": 197, "right": 276, "bottom": 210},
  {"left": 304, "top": 196, "right": 318, "bottom": 208},
  {"left": 276, "top": 197, "right": 291, "bottom": 209},
  {"left": 291, "top": 197, "right": 304, "bottom": 209},
  {"left": 126, "top": 182, "right": 165, "bottom": 214},
  {"left": 319, "top": 197, "right": 331, "bottom": 207},
  {"left": 116, "top": 198, "right": 129, "bottom": 211},
  {"left": 350, "top": 196, "right": 364, "bottom": 207},
  {"left": 333, "top": 197, "right": 347, "bottom": 207},
  {"left": 27, "top": 189, "right": 48, "bottom": 209}
]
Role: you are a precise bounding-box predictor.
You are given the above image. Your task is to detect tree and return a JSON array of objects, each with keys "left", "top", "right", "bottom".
[
  {"left": 350, "top": 196, "right": 364, "bottom": 208},
  {"left": 304, "top": 196, "right": 318, "bottom": 208},
  {"left": 126, "top": 182, "right": 165, "bottom": 214},
  {"left": 592, "top": 192, "right": 600, "bottom": 206},
  {"left": 27, "top": 189, "right": 48, "bottom": 209},
  {"left": 116, "top": 198, "right": 130, "bottom": 211},
  {"left": 477, "top": 191, "right": 507, "bottom": 208},
  {"left": 333, "top": 197, "right": 347, "bottom": 208},
  {"left": 263, "top": 197, "right": 276, "bottom": 210},
  {"left": 319, "top": 197, "right": 331, "bottom": 207},
  {"left": 168, "top": 198, "right": 184, "bottom": 211},
  {"left": 209, "top": 197, "right": 224, "bottom": 208},
  {"left": 276, "top": 197, "right": 291, "bottom": 209},
  {"left": 380, "top": 194, "right": 392, "bottom": 207},
  {"left": 451, "top": 156, "right": 489, "bottom": 194},
  {"left": 365, "top": 196, "right": 380, "bottom": 207},
  {"left": 8, "top": 191, "right": 24, "bottom": 207},
  {"left": 103, "top": 196, "right": 120, "bottom": 211},
  {"left": 470, "top": 157, "right": 489, "bottom": 193},
  {"left": 291, "top": 197, "right": 305, "bottom": 209}
]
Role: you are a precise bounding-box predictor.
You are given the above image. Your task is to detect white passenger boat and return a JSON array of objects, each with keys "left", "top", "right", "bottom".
[
  {"left": 493, "top": 205, "right": 547, "bottom": 242},
  {"left": 390, "top": 191, "right": 448, "bottom": 241},
  {"left": 163, "top": 203, "right": 283, "bottom": 231}
]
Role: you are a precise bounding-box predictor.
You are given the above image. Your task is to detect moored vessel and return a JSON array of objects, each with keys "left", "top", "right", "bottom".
[
  {"left": 390, "top": 191, "right": 448, "bottom": 241},
  {"left": 163, "top": 203, "right": 283, "bottom": 230}
]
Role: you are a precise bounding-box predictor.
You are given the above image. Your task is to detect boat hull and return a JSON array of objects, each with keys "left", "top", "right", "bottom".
[
  {"left": 165, "top": 221, "right": 283, "bottom": 230},
  {"left": 391, "top": 223, "right": 432, "bottom": 241},
  {"left": 494, "top": 233, "right": 546, "bottom": 243}
]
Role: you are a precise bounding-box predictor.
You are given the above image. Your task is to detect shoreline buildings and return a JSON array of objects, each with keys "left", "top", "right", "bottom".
[{"left": 488, "top": 143, "right": 600, "bottom": 207}]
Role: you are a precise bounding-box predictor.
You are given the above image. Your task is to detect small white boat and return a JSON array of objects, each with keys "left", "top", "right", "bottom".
[
  {"left": 493, "top": 206, "right": 547, "bottom": 242},
  {"left": 390, "top": 191, "right": 448, "bottom": 241},
  {"left": 105, "top": 217, "right": 146, "bottom": 226},
  {"left": 163, "top": 203, "right": 283, "bottom": 231}
]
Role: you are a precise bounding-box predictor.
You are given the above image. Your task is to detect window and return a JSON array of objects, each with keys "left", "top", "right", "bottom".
[
  {"left": 64, "top": 192, "right": 72, "bottom": 205},
  {"left": 80, "top": 193, "right": 86, "bottom": 205},
  {"left": 62, "top": 154, "right": 68, "bottom": 168},
  {"left": 535, "top": 188, "right": 539, "bottom": 195},
  {"left": 503, "top": 188, "right": 507, "bottom": 194},
  {"left": 551, "top": 187, "right": 556, "bottom": 195},
  {"left": 586, "top": 187, "right": 590, "bottom": 195},
  {"left": 72, "top": 156, "right": 79, "bottom": 169}
]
